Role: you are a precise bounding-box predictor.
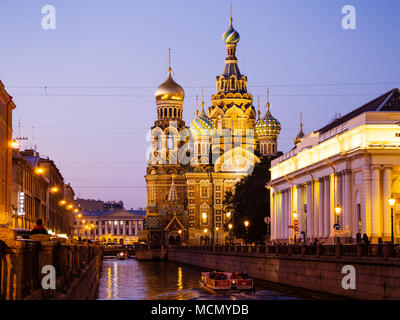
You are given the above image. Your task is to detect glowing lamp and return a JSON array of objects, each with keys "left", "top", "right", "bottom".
[
  {"left": 292, "top": 212, "right": 298, "bottom": 219},
  {"left": 228, "top": 223, "right": 233, "bottom": 230},
  {"left": 50, "top": 187, "right": 59, "bottom": 193},
  {"left": 335, "top": 206, "right": 342, "bottom": 214},
  {"left": 58, "top": 200, "right": 66, "bottom": 206},
  {"left": 244, "top": 220, "right": 249, "bottom": 228},
  {"left": 35, "top": 167, "right": 44, "bottom": 174},
  {"left": 203, "top": 228, "right": 208, "bottom": 234},
  {"left": 389, "top": 197, "right": 396, "bottom": 207}
]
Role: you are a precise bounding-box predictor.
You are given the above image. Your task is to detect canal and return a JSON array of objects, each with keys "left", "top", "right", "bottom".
[{"left": 97, "top": 258, "right": 340, "bottom": 300}]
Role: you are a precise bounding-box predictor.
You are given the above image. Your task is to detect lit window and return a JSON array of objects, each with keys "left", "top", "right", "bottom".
[{"left": 201, "top": 212, "right": 208, "bottom": 224}]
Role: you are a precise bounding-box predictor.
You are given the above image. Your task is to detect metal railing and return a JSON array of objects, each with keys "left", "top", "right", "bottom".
[{"left": 171, "top": 243, "right": 400, "bottom": 260}]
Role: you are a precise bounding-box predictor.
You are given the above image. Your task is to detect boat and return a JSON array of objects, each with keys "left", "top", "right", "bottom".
[
  {"left": 200, "top": 271, "right": 254, "bottom": 292},
  {"left": 116, "top": 251, "right": 129, "bottom": 260}
]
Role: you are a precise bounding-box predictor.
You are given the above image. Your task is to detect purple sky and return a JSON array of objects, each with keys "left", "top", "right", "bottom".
[{"left": 1, "top": 0, "right": 400, "bottom": 209}]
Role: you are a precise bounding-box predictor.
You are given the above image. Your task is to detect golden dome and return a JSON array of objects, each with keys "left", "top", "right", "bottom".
[{"left": 155, "top": 70, "right": 185, "bottom": 102}]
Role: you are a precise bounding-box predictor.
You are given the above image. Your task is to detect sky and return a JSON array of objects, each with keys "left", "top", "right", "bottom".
[{"left": 1, "top": 0, "right": 399, "bottom": 209}]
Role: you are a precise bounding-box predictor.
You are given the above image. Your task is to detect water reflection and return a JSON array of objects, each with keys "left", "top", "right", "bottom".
[{"left": 97, "top": 258, "right": 334, "bottom": 300}]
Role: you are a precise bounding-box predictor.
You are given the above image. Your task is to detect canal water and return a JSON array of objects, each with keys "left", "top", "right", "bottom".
[{"left": 97, "top": 258, "right": 338, "bottom": 300}]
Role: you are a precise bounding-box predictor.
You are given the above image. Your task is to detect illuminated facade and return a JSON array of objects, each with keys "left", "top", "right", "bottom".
[
  {"left": 145, "top": 15, "right": 281, "bottom": 245},
  {"left": 74, "top": 207, "right": 145, "bottom": 245},
  {"left": 0, "top": 81, "right": 16, "bottom": 226},
  {"left": 269, "top": 88, "right": 400, "bottom": 244}
]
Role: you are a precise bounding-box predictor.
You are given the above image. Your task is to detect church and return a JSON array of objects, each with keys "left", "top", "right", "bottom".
[{"left": 144, "top": 15, "right": 281, "bottom": 246}]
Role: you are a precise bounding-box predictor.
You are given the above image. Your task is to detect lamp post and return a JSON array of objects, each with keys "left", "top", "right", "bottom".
[
  {"left": 292, "top": 211, "right": 298, "bottom": 243},
  {"left": 389, "top": 196, "right": 396, "bottom": 244},
  {"left": 215, "top": 227, "right": 219, "bottom": 245},
  {"left": 244, "top": 220, "right": 249, "bottom": 245},
  {"left": 228, "top": 223, "right": 233, "bottom": 244},
  {"left": 203, "top": 228, "right": 208, "bottom": 245}
]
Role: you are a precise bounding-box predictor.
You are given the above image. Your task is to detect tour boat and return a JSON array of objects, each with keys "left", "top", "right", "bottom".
[
  {"left": 200, "top": 271, "right": 254, "bottom": 292},
  {"left": 116, "top": 251, "right": 129, "bottom": 260}
]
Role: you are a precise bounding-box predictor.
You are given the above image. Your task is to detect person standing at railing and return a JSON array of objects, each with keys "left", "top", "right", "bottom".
[{"left": 29, "top": 219, "right": 48, "bottom": 235}]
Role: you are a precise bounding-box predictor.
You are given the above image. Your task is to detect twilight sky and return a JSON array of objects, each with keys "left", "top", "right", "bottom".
[{"left": 1, "top": 0, "right": 399, "bottom": 209}]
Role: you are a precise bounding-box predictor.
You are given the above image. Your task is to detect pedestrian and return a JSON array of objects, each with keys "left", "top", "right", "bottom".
[
  {"left": 356, "top": 232, "right": 362, "bottom": 244},
  {"left": 29, "top": 219, "right": 48, "bottom": 235},
  {"left": 362, "top": 233, "right": 369, "bottom": 245}
]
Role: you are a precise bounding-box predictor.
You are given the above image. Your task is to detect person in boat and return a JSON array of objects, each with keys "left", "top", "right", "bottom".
[{"left": 215, "top": 273, "right": 227, "bottom": 280}]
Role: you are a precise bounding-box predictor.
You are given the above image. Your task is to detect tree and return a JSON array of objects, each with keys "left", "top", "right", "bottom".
[{"left": 224, "top": 156, "right": 272, "bottom": 243}]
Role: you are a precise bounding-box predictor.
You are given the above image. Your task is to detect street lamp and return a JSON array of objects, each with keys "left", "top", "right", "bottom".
[
  {"left": 50, "top": 186, "right": 59, "bottom": 193},
  {"left": 215, "top": 227, "right": 219, "bottom": 245},
  {"left": 203, "top": 228, "right": 208, "bottom": 245},
  {"left": 244, "top": 220, "right": 250, "bottom": 245},
  {"left": 228, "top": 223, "right": 233, "bottom": 244},
  {"left": 35, "top": 167, "right": 44, "bottom": 174},
  {"left": 389, "top": 196, "right": 396, "bottom": 244}
]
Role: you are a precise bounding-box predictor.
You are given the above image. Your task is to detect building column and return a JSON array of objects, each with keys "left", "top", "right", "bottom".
[
  {"left": 343, "top": 170, "right": 353, "bottom": 236},
  {"left": 286, "top": 187, "right": 292, "bottom": 240},
  {"left": 324, "top": 175, "right": 331, "bottom": 238},
  {"left": 363, "top": 164, "right": 372, "bottom": 236},
  {"left": 129, "top": 221, "right": 132, "bottom": 236},
  {"left": 111, "top": 221, "right": 114, "bottom": 235},
  {"left": 318, "top": 178, "right": 325, "bottom": 238},
  {"left": 271, "top": 189, "right": 276, "bottom": 240},
  {"left": 123, "top": 221, "right": 126, "bottom": 236},
  {"left": 135, "top": 221, "right": 138, "bottom": 235},
  {"left": 105, "top": 221, "right": 108, "bottom": 235},
  {"left": 336, "top": 173, "right": 343, "bottom": 228},
  {"left": 306, "top": 181, "right": 313, "bottom": 239},
  {"left": 98, "top": 221, "right": 102, "bottom": 236},
  {"left": 280, "top": 190, "right": 285, "bottom": 240},
  {"left": 371, "top": 166, "right": 382, "bottom": 241},
  {"left": 297, "top": 184, "right": 304, "bottom": 234},
  {"left": 383, "top": 166, "right": 393, "bottom": 239}
]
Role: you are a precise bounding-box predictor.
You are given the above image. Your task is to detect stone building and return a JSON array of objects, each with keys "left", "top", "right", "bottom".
[
  {"left": 11, "top": 149, "right": 49, "bottom": 230},
  {"left": 269, "top": 88, "right": 400, "bottom": 244},
  {"left": 73, "top": 205, "right": 145, "bottom": 244},
  {"left": 18, "top": 149, "right": 74, "bottom": 235},
  {"left": 0, "top": 81, "right": 16, "bottom": 226},
  {"left": 145, "top": 15, "right": 281, "bottom": 245}
]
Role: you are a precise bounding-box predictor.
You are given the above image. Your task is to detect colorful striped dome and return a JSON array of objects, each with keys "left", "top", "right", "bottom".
[
  {"left": 255, "top": 109, "right": 281, "bottom": 138},
  {"left": 190, "top": 109, "right": 215, "bottom": 136},
  {"left": 222, "top": 26, "right": 240, "bottom": 44}
]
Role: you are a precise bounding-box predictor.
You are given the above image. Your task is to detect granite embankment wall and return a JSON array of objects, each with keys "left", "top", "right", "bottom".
[
  {"left": 168, "top": 245, "right": 400, "bottom": 299},
  {"left": 0, "top": 227, "right": 103, "bottom": 300}
]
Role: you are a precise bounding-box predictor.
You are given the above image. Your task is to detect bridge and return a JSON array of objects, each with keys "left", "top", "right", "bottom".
[{"left": 102, "top": 246, "right": 136, "bottom": 257}]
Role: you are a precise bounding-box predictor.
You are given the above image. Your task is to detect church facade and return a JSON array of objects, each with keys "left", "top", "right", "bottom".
[{"left": 144, "top": 16, "right": 281, "bottom": 246}]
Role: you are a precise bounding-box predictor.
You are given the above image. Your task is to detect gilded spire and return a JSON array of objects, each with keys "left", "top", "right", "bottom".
[
  {"left": 229, "top": 3, "right": 233, "bottom": 27},
  {"left": 266, "top": 88, "right": 270, "bottom": 112},
  {"left": 195, "top": 95, "right": 199, "bottom": 118},
  {"left": 257, "top": 96, "right": 261, "bottom": 120},
  {"left": 168, "top": 48, "right": 172, "bottom": 73},
  {"left": 294, "top": 111, "right": 305, "bottom": 145},
  {"left": 200, "top": 87, "right": 205, "bottom": 114}
]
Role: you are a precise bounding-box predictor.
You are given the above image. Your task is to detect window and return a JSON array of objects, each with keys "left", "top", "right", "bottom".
[
  {"left": 201, "top": 212, "right": 208, "bottom": 224},
  {"left": 201, "top": 186, "right": 207, "bottom": 197}
]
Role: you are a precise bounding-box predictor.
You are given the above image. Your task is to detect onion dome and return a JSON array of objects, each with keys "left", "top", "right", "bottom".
[
  {"left": 190, "top": 99, "right": 215, "bottom": 136},
  {"left": 222, "top": 25, "right": 240, "bottom": 44},
  {"left": 255, "top": 103, "right": 281, "bottom": 138},
  {"left": 155, "top": 69, "right": 185, "bottom": 101}
]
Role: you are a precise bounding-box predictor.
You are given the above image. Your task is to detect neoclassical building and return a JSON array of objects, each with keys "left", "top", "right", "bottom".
[
  {"left": 268, "top": 88, "right": 400, "bottom": 244},
  {"left": 145, "top": 15, "right": 281, "bottom": 245}
]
